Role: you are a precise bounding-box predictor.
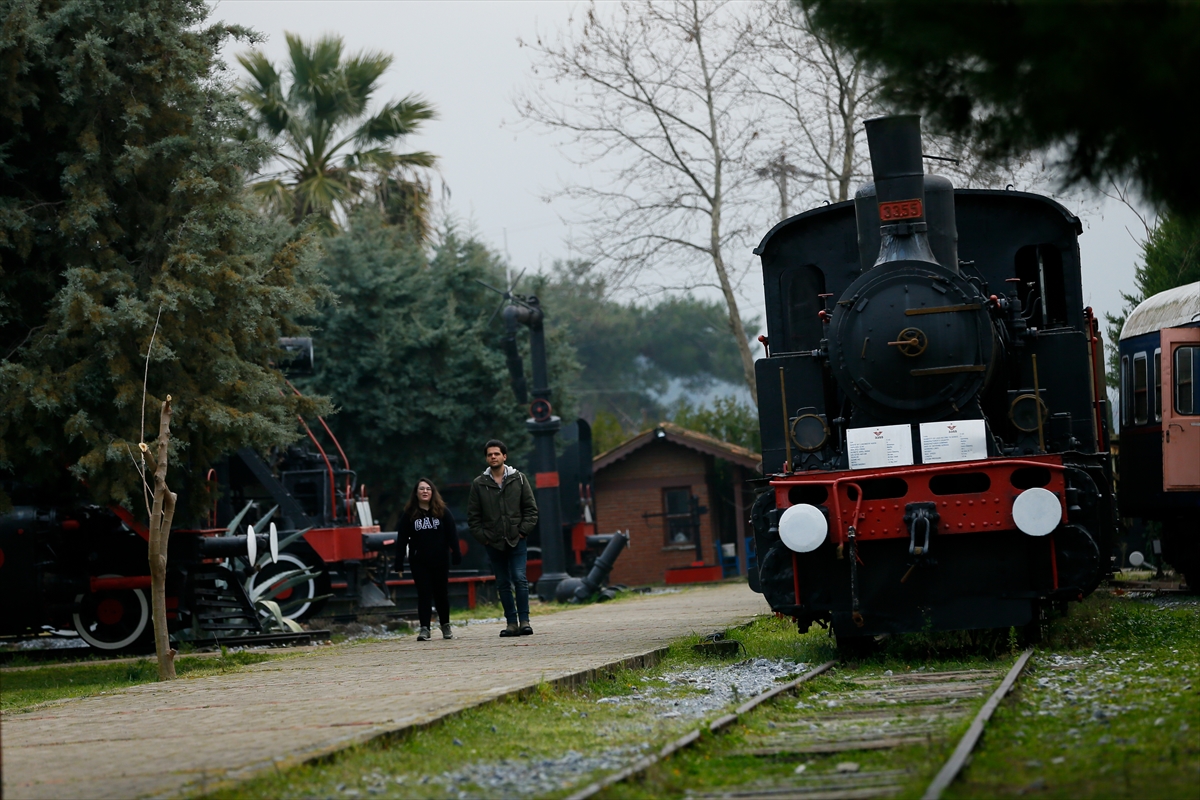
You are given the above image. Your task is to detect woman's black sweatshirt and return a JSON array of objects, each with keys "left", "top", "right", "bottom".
[{"left": 395, "top": 508, "right": 461, "bottom": 574}]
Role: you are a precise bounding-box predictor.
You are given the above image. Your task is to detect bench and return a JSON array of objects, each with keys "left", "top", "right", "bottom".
[{"left": 384, "top": 575, "right": 496, "bottom": 609}]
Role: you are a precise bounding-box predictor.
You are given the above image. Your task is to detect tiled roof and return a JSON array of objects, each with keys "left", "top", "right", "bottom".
[{"left": 593, "top": 422, "right": 762, "bottom": 472}]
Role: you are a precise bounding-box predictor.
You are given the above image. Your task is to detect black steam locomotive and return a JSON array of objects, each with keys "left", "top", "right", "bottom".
[{"left": 749, "top": 115, "right": 1116, "bottom": 647}]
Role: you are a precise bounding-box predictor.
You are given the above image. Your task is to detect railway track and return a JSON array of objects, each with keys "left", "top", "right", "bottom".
[{"left": 569, "top": 650, "right": 1033, "bottom": 800}]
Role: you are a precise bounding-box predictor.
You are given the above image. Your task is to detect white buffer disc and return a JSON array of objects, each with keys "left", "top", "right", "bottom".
[
  {"left": 269, "top": 522, "right": 279, "bottom": 564},
  {"left": 247, "top": 523, "right": 258, "bottom": 564},
  {"left": 1012, "top": 487, "right": 1062, "bottom": 537},
  {"left": 778, "top": 504, "right": 828, "bottom": 553}
]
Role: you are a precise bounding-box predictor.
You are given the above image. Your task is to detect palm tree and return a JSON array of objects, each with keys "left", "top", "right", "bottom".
[{"left": 238, "top": 33, "right": 436, "bottom": 235}]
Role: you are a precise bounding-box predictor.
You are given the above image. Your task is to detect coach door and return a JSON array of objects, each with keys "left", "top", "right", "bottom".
[{"left": 1161, "top": 326, "right": 1200, "bottom": 491}]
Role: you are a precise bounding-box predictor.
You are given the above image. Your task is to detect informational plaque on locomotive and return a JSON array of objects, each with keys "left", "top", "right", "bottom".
[
  {"left": 846, "top": 424, "right": 914, "bottom": 470},
  {"left": 919, "top": 419, "right": 988, "bottom": 464}
]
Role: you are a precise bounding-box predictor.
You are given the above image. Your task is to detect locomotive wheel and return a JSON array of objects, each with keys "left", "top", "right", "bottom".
[
  {"left": 1054, "top": 524, "right": 1101, "bottom": 596},
  {"left": 248, "top": 552, "right": 329, "bottom": 621},
  {"left": 73, "top": 575, "right": 151, "bottom": 651}
]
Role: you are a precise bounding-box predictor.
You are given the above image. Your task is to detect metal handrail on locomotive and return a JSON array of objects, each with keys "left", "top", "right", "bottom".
[{"left": 750, "top": 115, "right": 1117, "bottom": 647}]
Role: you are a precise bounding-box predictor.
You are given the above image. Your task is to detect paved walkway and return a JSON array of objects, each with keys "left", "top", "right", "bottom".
[{"left": 2, "top": 583, "right": 769, "bottom": 799}]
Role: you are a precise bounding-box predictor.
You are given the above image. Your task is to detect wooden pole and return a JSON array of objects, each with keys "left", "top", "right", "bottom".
[{"left": 147, "top": 395, "right": 178, "bottom": 680}]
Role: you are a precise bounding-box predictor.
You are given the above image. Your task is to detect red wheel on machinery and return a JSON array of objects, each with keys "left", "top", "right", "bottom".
[{"left": 73, "top": 574, "right": 151, "bottom": 651}]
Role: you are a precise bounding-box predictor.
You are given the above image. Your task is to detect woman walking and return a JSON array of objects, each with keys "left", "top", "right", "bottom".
[{"left": 396, "top": 479, "right": 461, "bottom": 641}]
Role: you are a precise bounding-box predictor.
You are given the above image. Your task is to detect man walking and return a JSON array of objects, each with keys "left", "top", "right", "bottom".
[{"left": 467, "top": 439, "right": 539, "bottom": 636}]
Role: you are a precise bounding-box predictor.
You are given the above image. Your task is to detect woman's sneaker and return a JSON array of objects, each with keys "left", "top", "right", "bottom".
[
  {"left": 441, "top": 624, "right": 454, "bottom": 640},
  {"left": 417, "top": 626, "right": 431, "bottom": 641}
]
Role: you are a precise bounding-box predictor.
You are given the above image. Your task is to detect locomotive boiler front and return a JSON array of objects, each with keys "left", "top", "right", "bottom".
[{"left": 828, "top": 116, "right": 995, "bottom": 424}]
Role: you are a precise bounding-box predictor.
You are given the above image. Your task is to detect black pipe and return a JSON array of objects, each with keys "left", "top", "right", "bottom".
[
  {"left": 502, "top": 306, "right": 529, "bottom": 404},
  {"left": 863, "top": 115, "right": 938, "bottom": 268},
  {"left": 554, "top": 532, "right": 628, "bottom": 602},
  {"left": 197, "top": 533, "right": 272, "bottom": 558},
  {"left": 578, "top": 532, "right": 628, "bottom": 598}
]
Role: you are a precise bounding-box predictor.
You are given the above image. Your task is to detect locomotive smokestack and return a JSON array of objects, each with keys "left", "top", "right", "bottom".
[{"left": 863, "top": 115, "right": 938, "bottom": 268}]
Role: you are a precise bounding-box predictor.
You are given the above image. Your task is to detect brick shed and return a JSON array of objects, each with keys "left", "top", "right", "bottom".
[{"left": 593, "top": 423, "right": 761, "bottom": 587}]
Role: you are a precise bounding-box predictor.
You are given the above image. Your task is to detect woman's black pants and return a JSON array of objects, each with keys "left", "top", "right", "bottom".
[{"left": 411, "top": 556, "right": 450, "bottom": 628}]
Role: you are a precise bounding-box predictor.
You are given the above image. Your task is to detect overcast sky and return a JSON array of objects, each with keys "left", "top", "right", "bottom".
[{"left": 212, "top": 0, "right": 1152, "bottom": 342}]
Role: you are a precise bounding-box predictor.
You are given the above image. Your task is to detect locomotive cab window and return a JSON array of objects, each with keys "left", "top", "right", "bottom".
[
  {"left": 1133, "top": 353, "right": 1148, "bottom": 425},
  {"left": 1177, "top": 345, "right": 1197, "bottom": 415},
  {"left": 780, "top": 265, "right": 827, "bottom": 352},
  {"left": 662, "top": 487, "right": 697, "bottom": 546},
  {"left": 1014, "top": 244, "right": 1068, "bottom": 328}
]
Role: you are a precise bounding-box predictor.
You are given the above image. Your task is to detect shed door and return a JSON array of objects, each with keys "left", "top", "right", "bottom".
[{"left": 1161, "top": 326, "right": 1200, "bottom": 491}]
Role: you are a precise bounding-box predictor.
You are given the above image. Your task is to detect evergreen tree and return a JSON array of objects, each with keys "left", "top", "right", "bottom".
[
  {"left": 799, "top": 1, "right": 1200, "bottom": 215},
  {"left": 1104, "top": 213, "right": 1200, "bottom": 386},
  {"left": 0, "top": 0, "right": 327, "bottom": 516},
  {"left": 297, "top": 212, "right": 577, "bottom": 527},
  {"left": 530, "top": 261, "right": 758, "bottom": 427},
  {"left": 670, "top": 396, "right": 761, "bottom": 454}
]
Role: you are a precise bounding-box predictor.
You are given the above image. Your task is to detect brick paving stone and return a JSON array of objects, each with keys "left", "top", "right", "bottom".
[{"left": 2, "top": 583, "right": 768, "bottom": 799}]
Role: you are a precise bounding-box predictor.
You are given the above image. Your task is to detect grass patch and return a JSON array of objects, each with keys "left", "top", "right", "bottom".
[
  {"left": 0, "top": 651, "right": 280, "bottom": 713},
  {"left": 947, "top": 594, "right": 1200, "bottom": 799}
]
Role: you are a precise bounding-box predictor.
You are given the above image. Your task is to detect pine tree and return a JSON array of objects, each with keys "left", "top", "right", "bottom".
[
  {"left": 0, "top": 0, "right": 328, "bottom": 516},
  {"left": 297, "top": 212, "right": 577, "bottom": 527}
]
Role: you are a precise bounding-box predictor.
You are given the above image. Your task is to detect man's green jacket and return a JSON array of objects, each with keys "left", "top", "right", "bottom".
[{"left": 467, "top": 465, "right": 539, "bottom": 549}]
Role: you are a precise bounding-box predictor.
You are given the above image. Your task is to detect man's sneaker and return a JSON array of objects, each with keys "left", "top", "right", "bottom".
[
  {"left": 417, "top": 626, "right": 431, "bottom": 641},
  {"left": 499, "top": 623, "right": 519, "bottom": 637},
  {"left": 441, "top": 624, "right": 454, "bottom": 640},
  {"left": 518, "top": 621, "right": 533, "bottom": 636}
]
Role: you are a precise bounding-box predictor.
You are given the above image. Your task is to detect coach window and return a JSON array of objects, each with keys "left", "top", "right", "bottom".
[
  {"left": 1133, "top": 353, "right": 1148, "bottom": 425},
  {"left": 1154, "top": 348, "right": 1162, "bottom": 421},
  {"left": 662, "top": 487, "right": 696, "bottom": 546},
  {"left": 1177, "top": 345, "right": 1196, "bottom": 415},
  {"left": 1121, "top": 355, "right": 1131, "bottom": 426}
]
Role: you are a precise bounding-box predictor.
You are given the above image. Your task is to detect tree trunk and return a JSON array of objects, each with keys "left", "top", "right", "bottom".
[
  {"left": 712, "top": 250, "right": 759, "bottom": 406},
  {"left": 693, "top": 3, "right": 758, "bottom": 407},
  {"left": 148, "top": 396, "right": 178, "bottom": 680}
]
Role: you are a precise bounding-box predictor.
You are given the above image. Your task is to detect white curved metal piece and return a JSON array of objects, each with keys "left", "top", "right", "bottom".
[
  {"left": 248, "top": 553, "right": 318, "bottom": 619},
  {"left": 778, "top": 503, "right": 828, "bottom": 553},
  {"left": 246, "top": 523, "right": 257, "bottom": 564},
  {"left": 1012, "top": 487, "right": 1061, "bottom": 536},
  {"left": 269, "top": 522, "right": 279, "bottom": 564}
]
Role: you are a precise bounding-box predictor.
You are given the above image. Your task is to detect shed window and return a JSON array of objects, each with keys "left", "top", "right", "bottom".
[
  {"left": 1133, "top": 353, "right": 1148, "bottom": 425},
  {"left": 663, "top": 487, "right": 697, "bottom": 545},
  {"left": 1177, "top": 345, "right": 1197, "bottom": 415}
]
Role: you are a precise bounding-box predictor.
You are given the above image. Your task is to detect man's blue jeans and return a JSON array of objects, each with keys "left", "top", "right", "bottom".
[{"left": 486, "top": 539, "right": 530, "bottom": 624}]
